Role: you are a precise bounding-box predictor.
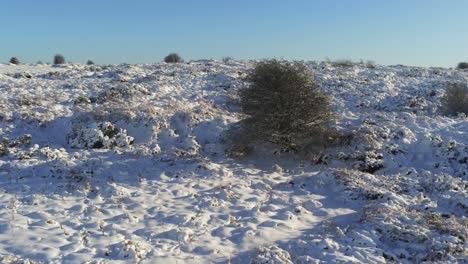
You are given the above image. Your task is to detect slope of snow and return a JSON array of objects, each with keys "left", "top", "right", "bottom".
[{"left": 0, "top": 61, "right": 466, "bottom": 263}]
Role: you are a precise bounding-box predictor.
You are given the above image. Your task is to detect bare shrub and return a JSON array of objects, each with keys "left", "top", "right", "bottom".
[
  {"left": 456, "top": 62, "right": 468, "bottom": 69},
  {"left": 164, "top": 53, "right": 183, "bottom": 63},
  {"left": 9, "top": 57, "right": 20, "bottom": 65},
  {"left": 441, "top": 83, "right": 468, "bottom": 116},
  {"left": 228, "top": 60, "right": 337, "bottom": 156},
  {"left": 54, "top": 54, "right": 65, "bottom": 65}
]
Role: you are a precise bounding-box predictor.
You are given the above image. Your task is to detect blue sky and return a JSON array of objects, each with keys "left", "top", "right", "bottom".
[{"left": 1, "top": 0, "right": 467, "bottom": 67}]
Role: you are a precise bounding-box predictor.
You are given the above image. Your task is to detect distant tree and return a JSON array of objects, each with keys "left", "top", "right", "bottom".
[
  {"left": 457, "top": 62, "right": 468, "bottom": 69},
  {"left": 9, "top": 57, "right": 20, "bottom": 65},
  {"left": 164, "top": 53, "right": 183, "bottom": 63},
  {"left": 54, "top": 54, "right": 66, "bottom": 65},
  {"left": 87, "top": 60, "right": 95, "bottom": 65}
]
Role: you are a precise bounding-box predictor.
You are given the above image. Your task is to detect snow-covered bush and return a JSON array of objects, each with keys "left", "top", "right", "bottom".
[
  {"left": 441, "top": 83, "right": 468, "bottom": 116},
  {"left": 338, "top": 150, "right": 385, "bottom": 173},
  {"left": 456, "top": 62, "right": 468, "bottom": 69},
  {"left": 0, "top": 135, "right": 32, "bottom": 158},
  {"left": 164, "top": 53, "right": 183, "bottom": 63},
  {"left": 230, "top": 60, "right": 337, "bottom": 155},
  {"left": 54, "top": 54, "right": 65, "bottom": 65},
  {"left": 252, "top": 245, "right": 293, "bottom": 264},
  {"left": 9, "top": 57, "right": 20, "bottom": 65},
  {"left": 68, "top": 120, "right": 134, "bottom": 149}
]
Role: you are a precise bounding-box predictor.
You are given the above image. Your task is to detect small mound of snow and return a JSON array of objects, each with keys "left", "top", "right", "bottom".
[
  {"left": 0, "top": 255, "right": 36, "bottom": 264},
  {"left": 106, "top": 239, "right": 148, "bottom": 261},
  {"left": 252, "top": 245, "right": 293, "bottom": 264}
]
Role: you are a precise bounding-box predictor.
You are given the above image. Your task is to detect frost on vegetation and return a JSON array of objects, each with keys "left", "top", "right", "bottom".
[{"left": 68, "top": 120, "right": 133, "bottom": 149}]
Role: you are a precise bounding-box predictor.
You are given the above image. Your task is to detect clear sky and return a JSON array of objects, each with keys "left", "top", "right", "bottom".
[{"left": 1, "top": 0, "right": 467, "bottom": 67}]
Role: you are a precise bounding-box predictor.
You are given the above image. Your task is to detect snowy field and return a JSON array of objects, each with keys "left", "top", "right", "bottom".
[{"left": 0, "top": 61, "right": 466, "bottom": 263}]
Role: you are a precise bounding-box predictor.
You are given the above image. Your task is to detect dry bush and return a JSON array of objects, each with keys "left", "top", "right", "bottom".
[
  {"left": 441, "top": 83, "right": 468, "bottom": 116},
  {"left": 227, "top": 59, "right": 338, "bottom": 156}
]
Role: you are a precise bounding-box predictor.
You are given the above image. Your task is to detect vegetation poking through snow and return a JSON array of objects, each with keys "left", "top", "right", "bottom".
[{"left": 0, "top": 60, "right": 466, "bottom": 263}]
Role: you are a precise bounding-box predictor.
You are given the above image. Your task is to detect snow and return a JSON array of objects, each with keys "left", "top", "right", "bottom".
[{"left": 0, "top": 61, "right": 466, "bottom": 263}]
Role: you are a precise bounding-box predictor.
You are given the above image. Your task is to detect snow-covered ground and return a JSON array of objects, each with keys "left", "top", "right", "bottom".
[{"left": 0, "top": 61, "right": 466, "bottom": 263}]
